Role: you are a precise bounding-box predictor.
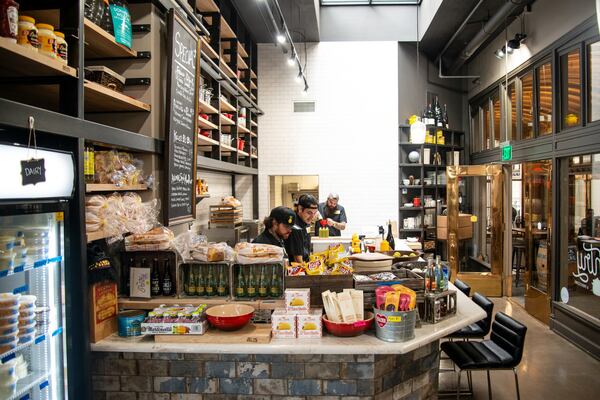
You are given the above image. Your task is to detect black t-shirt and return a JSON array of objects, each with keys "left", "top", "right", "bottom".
[
  {"left": 285, "top": 214, "right": 311, "bottom": 261},
  {"left": 253, "top": 229, "right": 285, "bottom": 248},
  {"left": 315, "top": 203, "right": 347, "bottom": 237}
]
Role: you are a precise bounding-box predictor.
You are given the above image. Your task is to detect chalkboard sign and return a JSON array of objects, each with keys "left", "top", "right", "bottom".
[{"left": 164, "top": 9, "right": 199, "bottom": 226}]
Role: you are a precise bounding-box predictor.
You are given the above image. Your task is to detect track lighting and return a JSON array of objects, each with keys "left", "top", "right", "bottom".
[
  {"left": 508, "top": 33, "right": 527, "bottom": 50},
  {"left": 287, "top": 53, "right": 295, "bottom": 66},
  {"left": 295, "top": 70, "right": 302, "bottom": 82},
  {"left": 276, "top": 34, "right": 286, "bottom": 44},
  {"left": 494, "top": 46, "right": 505, "bottom": 59}
]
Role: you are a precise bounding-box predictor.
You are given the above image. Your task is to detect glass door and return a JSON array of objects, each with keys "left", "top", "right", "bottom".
[{"left": 0, "top": 211, "right": 66, "bottom": 399}]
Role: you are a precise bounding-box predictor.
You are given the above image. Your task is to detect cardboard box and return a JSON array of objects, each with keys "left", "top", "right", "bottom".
[
  {"left": 141, "top": 320, "right": 208, "bottom": 335},
  {"left": 89, "top": 281, "right": 118, "bottom": 343},
  {"left": 285, "top": 288, "right": 310, "bottom": 314},
  {"left": 271, "top": 309, "right": 297, "bottom": 338},
  {"left": 437, "top": 214, "right": 473, "bottom": 240},
  {"left": 297, "top": 308, "right": 323, "bottom": 339}
]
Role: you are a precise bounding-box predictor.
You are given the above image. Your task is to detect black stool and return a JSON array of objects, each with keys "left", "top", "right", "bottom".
[
  {"left": 512, "top": 239, "right": 526, "bottom": 287},
  {"left": 441, "top": 312, "right": 527, "bottom": 400},
  {"left": 453, "top": 278, "right": 471, "bottom": 297},
  {"left": 447, "top": 293, "right": 494, "bottom": 339}
]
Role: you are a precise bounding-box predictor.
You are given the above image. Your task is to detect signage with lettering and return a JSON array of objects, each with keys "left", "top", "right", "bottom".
[
  {"left": 574, "top": 241, "right": 600, "bottom": 296},
  {"left": 20, "top": 158, "right": 46, "bottom": 186},
  {"left": 164, "top": 9, "right": 199, "bottom": 225}
]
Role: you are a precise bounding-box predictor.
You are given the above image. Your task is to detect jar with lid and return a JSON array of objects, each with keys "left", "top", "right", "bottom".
[
  {"left": 36, "top": 23, "right": 56, "bottom": 59},
  {"left": 0, "top": 0, "right": 19, "bottom": 41},
  {"left": 54, "top": 31, "right": 67, "bottom": 64},
  {"left": 17, "top": 16, "right": 38, "bottom": 50}
]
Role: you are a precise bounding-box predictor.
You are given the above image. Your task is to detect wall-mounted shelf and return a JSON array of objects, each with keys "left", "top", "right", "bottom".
[
  {"left": 238, "top": 81, "right": 249, "bottom": 93},
  {"left": 220, "top": 143, "right": 236, "bottom": 152},
  {"left": 237, "top": 124, "right": 251, "bottom": 134},
  {"left": 196, "top": 0, "right": 219, "bottom": 13},
  {"left": 198, "top": 116, "right": 218, "bottom": 130},
  {"left": 250, "top": 120, "right": 258, "bottom": 127},
  {"left": 199, "top": 99, "right": 218, "bottom": 114},
  {"left": 86, "top": 230, "right": 111, "bottom": 243},
  {"left": 84, "top": 81, "right": 151, "bottom": 112},
  {"left": 250, "top": 81, "right": 257, "bottom": 90},
  {"left": 200, "top": 37, "right": 219, "bottom": 60},
  {"left": 251, "top": 70, "right": 257, "bottom": 79},
  {"left": 238, "top": 150, "right": 249, "bottom": 157},
  {"left": 220, "top": 114, "right": 235, "bottom": 126},
  {"left": 220, "top": 97, "right": 236, "bottom": 112},
  {"left": 86, "top": 184, "right": 148, "bottom": 193},
  {"left": 0, "top": 38, "right": 77, "bottom": 78},
  {"left": 250, "top": 131, "right": 257, "bottom": 138},
  {"left": 238, "top": 43, "right": 249, "bottom": 58},
  {"left": 219, "top": 59, "right": 237, "bottom": 79},
  {"left": 220, "top": 17, "right": 236, "bottom": 39},
  {"left": 84, "top": 18, "right": 137, "bottom": 59},
  {"left": 251, "top": 154, "right": 258, "bottom": 159},
  {"left": 198, "top": 135, "right": 220, "bottom": 146}
]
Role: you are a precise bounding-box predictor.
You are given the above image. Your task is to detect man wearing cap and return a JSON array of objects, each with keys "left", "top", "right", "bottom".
[
  {"left": 316, "top": 193, "right": 347, "bottom": 237},
  {"left": 285, "top": 194, "right": 319, "bottom": 263},
  {"left": 253, "top": 206, "right": 295, "bottom": 248}
]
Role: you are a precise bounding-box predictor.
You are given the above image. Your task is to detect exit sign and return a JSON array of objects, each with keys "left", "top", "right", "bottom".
[{"left": 501, "top": 143, "right": 512, "bottom": 161}]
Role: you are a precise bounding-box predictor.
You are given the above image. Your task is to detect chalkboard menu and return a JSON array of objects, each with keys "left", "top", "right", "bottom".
[{"left": 164, "top": 9, "right": 199, "bottom": 225}]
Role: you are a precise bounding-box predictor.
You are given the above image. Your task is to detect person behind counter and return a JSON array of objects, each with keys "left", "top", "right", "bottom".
[
  {"left": 316, "top": 193, "right": 347, "bottom": 237},
  {"left": 253, "top": 206, "right": 295, "bottom": 248},
  {"left": 286, "top": 194, "right": 319, "bottom": 263}
]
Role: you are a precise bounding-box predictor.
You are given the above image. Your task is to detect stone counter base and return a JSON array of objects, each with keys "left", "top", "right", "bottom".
[{"left": 91, "top": 340, "right": 439, "bottom": 400}]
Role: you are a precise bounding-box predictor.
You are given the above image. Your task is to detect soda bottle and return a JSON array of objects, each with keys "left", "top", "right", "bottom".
[
  {"left": 258, "top": 265, "right": 268, "bottom": 298},
  {"left": 162, "top": 260, "right": 173, "bottom": 296},
  {"left": 187, "top": 265, "right": 197, "bottom": 296},
  {"left": 247, "top": 266, "right": 257, "bottom": 298},
  {"left": 196, "top": 265, "right": 205, "bottom": 296},
  {"left": 235, "top": 267, "right": 246, "bottom": 298}
]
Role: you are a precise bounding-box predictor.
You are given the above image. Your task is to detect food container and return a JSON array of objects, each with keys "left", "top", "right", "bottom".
[
  {"left": 0, "top": 374, "right": 17, "bottom": 398},
  {"left": 34, "top": 306, "right": 50, "bottom": 324},
  {"left": 0, "top": 322, "right": 17, "bottom": 336},
  {"left": 297, "top": 308, "right": 323, "bottom": 339},
  {"left": 237, "top": 138, "right": 245, "bottom": 151},
  {"left": 0, "top": 332, "right": 17, "bottom": 344},
  {"left": 18, "top": 332, "right": 35, "bottom": 344},
  {"left": 19, "top": 295, "right": 36, "bottom": 310},
  {"left": 402, "top": 179, "right": 410, "bottom": 186},
  {"left": 323, "top": 311, "right": 374, "bottom": 337},
  {"left": 0, "top": 305, "right": 18, "bottom": 318},
  {"left": 24, "top": 236, "right": 49, "bottom": 247},
  {"left": 374, "top": 308, "right": 416, "bottom": 342},
  {"left": 13, "top": 245, "right": 27, "bottom": 258},
  {"left": 271, "top": 309, "right": 296, "bottom": 339},
  {"left": 19, "top": 309, "right": 34, "bottom": 319},
  {"left": 84, "top": 66, "right": 126, "bottom": 93},
  {"left": 0, "top": 293, "right": 19, "bottom": 308},
  {"left": 0, "top": 236, "right": 15, "bottom": 251},
  {"left": 54, "top": 31, "right": 67, "bottom": 64},
  {"left": 0, "top": 358, "right": 16, "bottom": 377},
  {"left": 36, "top": 23, "right": 56, "bottom": 59},
  {"left": 0, "top": 253, "right": 15, "bottom": 272},
  {"left": 22, "top": 228, "right": 48, "bottom": 238},
  {"left": 14, "top": 355, "right": 27, "bottom": 379},
  {"left": 18, "top": 321, "right": 36, "bottom": 336},
  {"left": 18, "top": 316, "right": 35, "bottom": 327},
  {"left": 117, "top": 310, "right": 146, "bottom": 337},
  {"left": 17, "top": 15, "right": 38, "bottom": 50},
  {"left": 0, "top": 337, "right": 18, "bottom": 353},
  {"left": 0, "top": 314, "right": 18, "bottom": 328},
  {"left": 206, "top": 304, "right": 254, "bottom": 331}
]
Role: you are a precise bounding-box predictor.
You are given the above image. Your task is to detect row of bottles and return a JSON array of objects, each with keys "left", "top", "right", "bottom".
[
  {"left": 184, "top": 264, "right": 229, "bottom": 297},
  {"left": 125, "top": 257, "right": 174, "bottom": 297},
  {"left": 421, "top": 97, "right": 449, "bottom": 129},
  {"left": 425, "top": 256, "right": 449, "bottom": 293},
  {"left": 235, "top": 265, "right": 282, "bottom": 298}
]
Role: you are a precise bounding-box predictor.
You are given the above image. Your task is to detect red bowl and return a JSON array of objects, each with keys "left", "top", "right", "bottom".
[
  {"left": 322, "top": 312, "right": 374, "bottom": 337},
  {"left": 206, "top": 304, "right": 254, "bottom": 331}
]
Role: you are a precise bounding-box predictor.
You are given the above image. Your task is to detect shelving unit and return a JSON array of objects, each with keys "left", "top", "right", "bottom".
[
  {"left": 84, "top": 81, "right": 151, "bottom": 112},
  {"left": 86, "top": 230, "right": 112, "bottom": 243},
  {"left": 398, "top": 125, "right": 465, "bottom": 255},
  {"left": 199, "top": 99, "right": 219, "bottom": 114},
  {"left": 198, "top": 116, "right": 219, "bottom": 130},
  {"left": 83, "top": 18, "right": 137, "bottom": 59},
  {"left": 86, "top": 184, "right": 148, "bottom": 193},
  {"left": 220, "top": 114, "right": 235, "bottom": 126},
  {"left": 198, "top": 135, "right": 220, "bottom": 146},
  {"left": 0, "top": 38, "right": 78, "bottom": 78}
]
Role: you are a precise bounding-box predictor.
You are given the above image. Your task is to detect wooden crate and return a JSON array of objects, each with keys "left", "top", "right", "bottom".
[
  {"left": 179, "top": 262, "right": 231, "bottom": 299},
  {"left": 209, "top": 205, "right": 243, "bottom": 226},
  {"left": 120, "top": 250, "right": 178, "bottom": 297},
  {"left": 284, "top": 275, "right": 354, "bottom": 306},
  {"left": 354, "top": 268, "right": 425, "bottom": 310}
]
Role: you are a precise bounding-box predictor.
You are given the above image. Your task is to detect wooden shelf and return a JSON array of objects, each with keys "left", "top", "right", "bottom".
[
  {"left": 196, "top": 0, "right": 219, "bottom": 12},
  {"left": 86, "top": 184, "right": 148, "bottom": 193},
  {"left": 251, "top": 154, "right": 258, "bottom": 159},
  {"left": 250, "top": 132, "right": 257, "bottom": 138},
  {"left": 84, "top": 81, "right": 151, "bottom": 112},
  {"left": 251, "top": 93, "right": 257, "bottom": 101},
  {"left": 220, "top": 143, "right": 236, "bottom": 152},
  {"left": 84, "top": 18, "right": 137, "bottom": 59},
  {"left": 237, "top": 124, "right": 251, "bottom": 134},
  {"left": 198, "top": 116, "right": 218, "bottom": 130},
  {"left": 198, "top": 134, "right": 219, "bottom": 146},
  {"left": 200, "top": 37, "right": 219, "bottom": 60},
  {"left": 237, "top": 81, "right": 249, "bottom": 93},
  {"left": 220, "top": 97, "right": 236, "bottom": 112},
  {"left": 251, "top": 70, "right": 257, "bottom": 79},
  {"left": 118, "top": 297, "right": 284, "bottom": 310},
  {"left": 220, "top": 114, "right": 235, "bottom": 126},
  {"left": 219, "top": 59, "right": 237, "bottom": 79},
  {"left": 86, "top": 230, "right": 111, "bottom": 243},
  {"left": 399, "top": 207, "right": 424, "bottom": 211},
  {"left": 250, "top": 120, "right": 258, "bottom": 127},
  {"left": 0, "top": 38, "right": 78, "bottom": 78},
  {"left": 199, "top": 99, "right": 218, "bottom": 114},
  {"left": 238, "top": 55, "right": 248, "bottom": 70},
  {"left": 250, "top": 81, "right": 257, "bottom": 90},
  {"left": 220, "top": 17, "right": 236, "bottom": 39},
  {"left": 238, "top": 42, "right": 249, "bottom": 58},
  {"left": 238, "top": 150, "right": 249, "bottom": 157}
]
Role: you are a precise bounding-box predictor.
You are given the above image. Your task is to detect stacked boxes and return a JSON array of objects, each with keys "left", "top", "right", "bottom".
[{"left": 271, "top": 288, "right": 322, "bottom": 339}]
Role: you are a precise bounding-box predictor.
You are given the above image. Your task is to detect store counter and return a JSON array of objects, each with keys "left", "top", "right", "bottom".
[
  {"left": 91, "top": 285, "right": 483, "bottom": 398},
  {"left": 311, "top": 236, "right": 414, "bottom": 253}
]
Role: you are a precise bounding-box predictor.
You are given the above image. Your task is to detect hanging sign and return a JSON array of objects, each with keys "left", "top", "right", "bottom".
[
  {"left": 20, "top": 158, "right": 46, "bottom": 186},
  {"left": 574, "top": 240, "right": 600, "bottom": 296}
]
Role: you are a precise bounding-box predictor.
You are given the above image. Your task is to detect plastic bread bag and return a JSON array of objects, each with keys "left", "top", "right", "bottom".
[
  {"left": 172, "top": 229, "right": 195, "bottom": 261},
  {"left": 234, "top": 242, "right": 284, "bottom": 264}
]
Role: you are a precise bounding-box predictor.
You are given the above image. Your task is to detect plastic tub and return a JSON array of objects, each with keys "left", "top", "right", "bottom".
[
  {"left": 0, "top": 358, "right": 16, "bottom": 377},
  {"left": 24, "top": 237, "right": 49, "bottom": 247},
  {"left": 0, "top": 323, "right": 18, "bottom": 336},
  {"left": 0, "top": 313, "right": 19, "bottom": 327},
  {"left": 0, "top": 236, "right": 15, "bottom": 251},
  {"left": 373, "top": 308, "right": 416, "bottom": 342},
  {"left": 0, "top": 304, "right": 19, "bottom": 318},
  {"left": 18, "top": 332, "right": 35, "bottom": 344},
  {"left": 18, "top": 316, "right": 35, "bottom": 327},
  {"left": 0, "top": 337, "right": 18, "bottom": 353},
  {"left": 19, "top": 309, "right": 35, "bottom": 319},
  {"left": 22, "top": 228, "right": 49, "bottom": 238},
  {"left": 19, "top": 295, "right": 36, "bottom": 310},
  {"left": 0, "top": 373, "right": 17, "bottom": 397},
  {"left": 18, "top": 321, "right": 36, "bottom": 335},
  {"left": 12, "top": 246, "right": 27, "bottom": 258},
  {"left": 0, "top": 294, "right": 19, "bottom": 308},
  {"left": 0, "top": 332, "right": 17, "bottom": 344},
  {"left": 118, "top": 310, "right": 145, "bottom": 337},
  {"left": 0, "top": 253, "right": 15, "bottom": 272}
]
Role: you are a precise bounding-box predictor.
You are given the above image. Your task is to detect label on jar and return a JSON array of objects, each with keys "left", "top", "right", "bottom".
[
  {"left": 57, "top": 42, "right": 67, "bottom": 61},
  {"left": 18, "top": 25, "right": 38, "bottom": 48},
  {"left": 7, "top": 6, "right": 17, "bottom": 38},
  {"left": 39, "top": 33, "right": 55, "bottom": 56}
]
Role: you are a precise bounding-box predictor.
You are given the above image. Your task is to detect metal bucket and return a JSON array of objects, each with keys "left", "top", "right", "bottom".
[{"left": 374, "top": 308, "right": 416, "bottom": 342}]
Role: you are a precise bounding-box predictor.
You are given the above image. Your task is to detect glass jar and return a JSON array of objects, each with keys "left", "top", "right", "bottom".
[
  {"left": 0, "top": 0, "right": 18, "bottom": 41},
  {"left": 36, "top": 23, "right": 56, "bottom": 59},
  {"left": 17, "top": 15, "right": 38, "bottom": 50},
  {"left": 54, "top": 31, "right": 67, "bottom": 64}
]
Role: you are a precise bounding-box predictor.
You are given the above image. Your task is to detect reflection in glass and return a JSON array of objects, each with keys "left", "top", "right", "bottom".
[
  {"left": 471, "top": 108, "right": 480, "bottom": 153},
  {"left": 458, "top": 176, "right": 491, "bottom": 273},
  {"left": 588, "top": 42, "right": 600, "bottom": 122},
  {"left": 492, "top": 92, "right": 501, "bottom": 147},
  {"left": 483, "top": 101, "right": 491, "bottom": 150},
  {"left": 538, "top": 62, "right": 553, "bottom": 135},
  {"left": 522, "top": 72, "right": 534, "bottom": 139},
  {"left": 508, "top": 82, "right": 517, "bottom": 140},
  {"left": 561, "top": 49, "right": 581, "bottom": 129}
]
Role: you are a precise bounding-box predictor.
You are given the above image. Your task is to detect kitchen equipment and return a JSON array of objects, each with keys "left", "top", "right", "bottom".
[
  {"left": 408, "top": 151, "right": 420, "bottom": 163},
  {"left": 322, "top": 311, "right": 374, "bottom": 337},
  {"left": 413, "top": 197, "right": 421, "bottom": 207},
  {"left": 84, "top": 66, "right": 126, "bottom": 93},
  {"left": 206, "top": 304, "right": 254, "bottom": 331}
]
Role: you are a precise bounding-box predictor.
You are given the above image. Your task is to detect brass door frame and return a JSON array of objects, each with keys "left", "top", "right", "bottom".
[{"left": 447, "top": 165, "right": 504, "bottom": 296}]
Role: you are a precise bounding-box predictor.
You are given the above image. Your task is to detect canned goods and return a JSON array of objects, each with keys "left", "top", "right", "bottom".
[{"left": 118, "top": 310, "right": 146, "bottom": 337}]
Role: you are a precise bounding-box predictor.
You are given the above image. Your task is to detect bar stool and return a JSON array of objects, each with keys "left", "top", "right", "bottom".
[
  {"left": 512, "top": 238, "right": 526, "bottom": 286},
  {"left": 441, "top": 312, "right": 527, "bottom": 400},
  {"left": 453, "top": 278, "right": 471, "bottom": 297}
]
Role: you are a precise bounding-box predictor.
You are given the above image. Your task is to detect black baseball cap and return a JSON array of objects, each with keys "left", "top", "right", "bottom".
[
  {"left": 270, "top": 206, "right": 296, "bottom": 226},
  {"left": 297, "top": 194, "right": 318, "bottom": 209}
]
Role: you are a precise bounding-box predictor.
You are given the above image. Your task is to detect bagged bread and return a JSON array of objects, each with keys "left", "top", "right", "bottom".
[{"left": 235, "top": 242, "right": 284, "bottom": 264}]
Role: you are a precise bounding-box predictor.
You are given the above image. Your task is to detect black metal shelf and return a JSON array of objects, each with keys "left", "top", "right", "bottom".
[
  {"left": 197, "top": 155, "right": 258, "bottom": 175},
  {"left": 399, "top": 207, "right": 424, "bottom": 211},
  {"left": 398, "top": 228, "right": 423, "bottom": 232},
  {"left": 400, "top": 185, "right": 423, "bottom": 189}
]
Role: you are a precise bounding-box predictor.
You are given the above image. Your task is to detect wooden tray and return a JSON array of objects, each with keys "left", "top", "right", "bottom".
[
  {"left": 154, "top": 323, "right": 271, "bottom": 344},
  {"left": 209, "top": 205, "right": 243, "bottom": 225}
]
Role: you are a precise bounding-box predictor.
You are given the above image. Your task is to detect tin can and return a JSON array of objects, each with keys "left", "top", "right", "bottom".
[
  {"left": 118, "top": 310, "right": 146, "bottom": 337},
  {"left": 374, "top": 308, "right": 416, "bottom": 342}
]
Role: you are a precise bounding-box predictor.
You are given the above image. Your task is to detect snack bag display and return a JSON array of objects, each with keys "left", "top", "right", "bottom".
[{"left": 305, "top": 258, "right": 324, "bottom": 275}]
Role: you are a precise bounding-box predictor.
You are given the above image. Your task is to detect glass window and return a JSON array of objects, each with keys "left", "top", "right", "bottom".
[
  {"left": 559, "top": 153, "right": 600, "bottom": 320},
  {"left": 561, "top": 49, "right": 582, "bottom": 130},
  {"left": 471, "top": 108, "right": 480, "bottom": 153},
  {"left": 537, "top": 62, "right": 553, "bottom": 135},
  {"left": 588, "top": 42, "right": 600, "bottom": 122},
  {"left": 483, "top": 101, "right": 491, "bottom": 150},
  {"left": 492, "top": 92, "right": 501, "bottom": 147},
  {"left": 507, "top": 82, "right": 518, "bottom": 140},
  {"left": 522, "top": 72, "right": 534, "bottom": 139}
]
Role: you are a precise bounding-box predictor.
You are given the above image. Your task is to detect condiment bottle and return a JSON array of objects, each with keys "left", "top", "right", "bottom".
[
  {"left": 36, "top": 23, "right": 56, "bottom": 59},
  {"left": 54, "top": 31, "right": 68, "bottom": 64},
  {"left": 0, "top": 0, "right": 18, "bottom": 42},
  {"left": 17, "top": 15, "right": 38, "bottom": 50}
]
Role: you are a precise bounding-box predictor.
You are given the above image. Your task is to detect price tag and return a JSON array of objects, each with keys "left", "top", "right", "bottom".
[{"left": 388, "top": 316, "right": 402, "bottom": 322}]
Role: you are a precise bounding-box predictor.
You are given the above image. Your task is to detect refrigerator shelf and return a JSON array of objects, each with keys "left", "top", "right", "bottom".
[
  {"left": 7, "top": 371, "right": 50, "bottom": 400},
  {"left": 0, "top": 256, "right": 62, "bottom": 280},
  {"left": 0, "top": 332, "right": 52, "bottom": 363}
]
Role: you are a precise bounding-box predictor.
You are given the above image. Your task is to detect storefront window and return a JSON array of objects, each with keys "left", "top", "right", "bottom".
[
  {"left": 507, "top": 82, "right": 517, "bottom": 140},
  {"left": 471, "top": 109, "right": 480, "bottom": 153},
  {"left": 521, "top": 72, "right": 534, "bottom": 139},
  {"left": 483, "top": 101, "right": 491, "bottom": 150},
  {"left": 537, "top": 62, "right": 553, "bottom": 135},
  {"left": 588, "top": 41, "right": 600, "bottom": 122},
  {"left": 559, "top": 153, "right": 600, "bottom": 319},
  {"left": 561, "top": 49, "right": 582, "bottom": 130},
  {"left": 492, "top": 92, "right": 501, "bottom": 147}
]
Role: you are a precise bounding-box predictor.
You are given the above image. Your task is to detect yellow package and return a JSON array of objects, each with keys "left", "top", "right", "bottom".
[
  {"left": 309, "top": 250, "right": 328, "bottom": 262},
  {"left": 384, "top": 291, "right": 400, "bottom": 312},
  {"left": 391, "top": 284, "right": 417, "bottom": 310},
  {"left": 305, "top": 258, "right": 325, "bottom": 275},
  {"left": 331, "top": 259, "right": 353, "bottom": 275},
  {"left": 327, "top": 243, "right": 345, "bottom": 264}
]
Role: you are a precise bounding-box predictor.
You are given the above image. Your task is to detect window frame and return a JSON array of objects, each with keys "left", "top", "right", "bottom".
[
  {"left": 536, "top": 60, "right": 555, "bottom": 136},
  {"left": 558, "top": 45, "right": 584, "bottom": 132},
  {"left": 584, "top": 35, "right": 600, "bottom": 126}
]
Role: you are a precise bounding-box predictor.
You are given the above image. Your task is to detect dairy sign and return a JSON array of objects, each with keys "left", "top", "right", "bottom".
[{"left": 574, "top": 241, "right": 600, "bottom": 296}]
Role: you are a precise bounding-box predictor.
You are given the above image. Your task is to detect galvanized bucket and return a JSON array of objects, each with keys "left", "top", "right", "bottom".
[{"left": 374, "top": 308, "right": 416, "bottom": 342}]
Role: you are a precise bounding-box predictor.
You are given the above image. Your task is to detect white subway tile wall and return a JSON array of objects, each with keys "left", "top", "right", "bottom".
[{"left": 257, "top": 42, "right": 399, "bottom": 234}]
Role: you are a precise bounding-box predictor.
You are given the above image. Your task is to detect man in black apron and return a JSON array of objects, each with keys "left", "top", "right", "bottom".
[
  {"left": 285, "top": 194, "right": 319, "bottom": 262},
  {"left": 253, "top": 206, "right": 295, "bottom": 249},
  {"left": 316, "top": 193, "right": 347, "bottom": 237}
]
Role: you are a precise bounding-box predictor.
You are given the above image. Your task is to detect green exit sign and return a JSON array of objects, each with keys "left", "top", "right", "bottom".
[{"left": 501, "top": 143, "right": 512, "bottom": 161}]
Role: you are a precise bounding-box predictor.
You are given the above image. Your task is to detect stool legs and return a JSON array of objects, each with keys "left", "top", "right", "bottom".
[
  {"left": 487, "top": 370, "right": 493, "bottom": 400},
  {"left": 456, "top": 370, "right": 462, "bottom": 400},
  {"left": 514, "top": 368, "right": 521, "bottom": 400}
]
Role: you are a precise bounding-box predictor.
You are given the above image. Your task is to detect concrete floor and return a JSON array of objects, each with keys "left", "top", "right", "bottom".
[{"left": 439, "top": 298, "right": 600, "bottom": 399}]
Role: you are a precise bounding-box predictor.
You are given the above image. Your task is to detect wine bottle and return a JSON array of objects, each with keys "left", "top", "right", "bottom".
[
  {"left": 150, "top": 258, "right": 161, "bottom": 296},
  {"left": 247, "top": 266, "right": 257, "bottom": 298},
  {"left": 258, "top": 265, "right": 268, "bottom": 298},
  {"left": 426, "top": 103, "right": 434, "bottom": 126},
  {"left": 206, "top": 265, "right": 216, "bottom": 296},
  {"left": 217, "top": 265, "right": 228, "bottom": 296},
  {"left": 236, "top": 267, "right": 246, "bottom": 298},
  {"left": 386, "top": 221, "right": 395, "bottom": 251},
  {"left": 162, "top": 260, "right": 173, "bottom": 296},
  {"left": 434, "top": 97, "right": 443, "bottom": 127},
  {"left": 443, "top": 104, "right": 449, "bottom": 129},
  {"left": 195, "top": 265, "right": 205, "bottom": 296},
  {"left": 269, "top": 265, "right": 281, "bottom": 298}
]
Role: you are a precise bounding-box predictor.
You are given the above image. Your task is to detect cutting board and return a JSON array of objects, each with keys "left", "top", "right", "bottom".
[{"left": 154, "top": 324, "right": 271, "bottom": 344}]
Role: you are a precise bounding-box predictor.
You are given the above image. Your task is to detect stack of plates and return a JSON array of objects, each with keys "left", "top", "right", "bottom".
[{"left": 350, "top": 253, "right": 394, "bottom": 273}]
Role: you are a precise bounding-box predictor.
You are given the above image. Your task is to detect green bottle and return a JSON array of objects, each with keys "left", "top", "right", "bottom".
[
  {"left": 186, "top": 265, "right": 196, "bottom": 296},
  {"left": 206, "top": 265, "right": 217, "bottom": 296},
  {"left": 235, "top": 267, "right": 246, "bottom": 298},
  {"left": 217, "top": 265, "right": 228, "bottom": 296},
  {"left": 269, "top": 265, "right": 281, "bottom": 298},
  {"left": 258, "top": 265, "right": 268, "bottom": 298},
  {"left": 196, "top": 265, "right": 205, "bottom": 296},
  {"left": 247, "top": 266, "right": 257, "bottom": 298}
]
